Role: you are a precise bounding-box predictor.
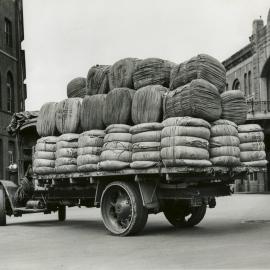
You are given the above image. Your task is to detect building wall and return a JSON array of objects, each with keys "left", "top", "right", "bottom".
[{"left": 0, "top": 0, "right": 26, "bottom": 181}]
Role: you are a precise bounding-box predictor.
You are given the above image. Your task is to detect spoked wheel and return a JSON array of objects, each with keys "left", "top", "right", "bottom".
[
  {"left": 101, "top": 181, "right": 148, "bottom": 236},
  {"left": 58, "top": 205, "right": 66, "bottom": 221},
  {"left": 0, "top": 187, "right": 6, "bottom": 226},
  {"left": 163, "top": 200, "right": 206, "bottom": 228}
]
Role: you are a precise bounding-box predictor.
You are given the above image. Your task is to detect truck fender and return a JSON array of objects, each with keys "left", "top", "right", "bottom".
[{"left": 0, "top": 180, "right": 18, "bottom": 213}]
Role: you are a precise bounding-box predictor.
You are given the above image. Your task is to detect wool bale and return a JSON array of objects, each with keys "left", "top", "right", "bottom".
[
  {"left": 132, "top": 151, "right": 161, "bottom": 162},
  {"left": 131, "top": 86, "right": 167, "bottom": 124},
  {"left": 33, "top": 167, "right": 55, "bottom": 175},
  {"left": 36, "top": 103, "right": 58, "bottom": 136},
  {"left": 163, "top": 159, "right": 212, "bottom": 167},
  {"left": 77, "top": 155, "right": 100, "bottom": 166},
  {"left": 78, "top": 136, "right": 104, "bottom": 148},
  {"left": 80, "top": 95, "right": 106, "bottom": 131},
  {"left": 162, "top": 126, "right": 210, "bottom": 140},
  {"left": 210, "top": 125, "right": 238, "bottom": 137},
  {"left": 164, "top": 79, "right": 222, "bottom": 122},
  {"left": 37, "top": 136, "right": 58, "bottom": 144},
  {"left": 242, "top": 160, "right": 268, "bottom": 167},
  {"left": 132, "top": 131, "right": 161, "bottom": 143},
  {"left": 212, "top": 119, "right": 238, "bottom": 128},
  {"left": 35, "top": 143, "right": 56, "bottom": 152},
  {"left": 55, "top": 165, "right": 77, "bottom": 173},
  {"left": 106, "top": 124, "right": 131, "bottom": 134},
  {"left": 130, "top": 161, "right": 159, "bottom": 169},
  {"left": 103, "top": 88, "right": 135, "bottom": 126},
  {"left": 103, "top": 141, "right": 132, "bottom": 151},
  {"left": 238, "top": 132, "right": 264, "bottom": 143},
  {"left": 78, "top": 164, "right": 98, "bottom": 172},
  {"left": 77, "top": 147, "right": 102, "bottom": 156},
  {"left": 104, "top": 133, "right": 132, "bottom": 143},
  {"left": 210, "top": 146, "right": 240, "bottom": 158},
  {"left": 238, "top": 124, "right": 263, "bottom": 133},
  {"left": 33, "top": 159, "right": 55, "bottom": 168},
  {"left": 161, "top": 146, "right": 209, "bottom": 160},
  {"left": 86, "top": 65, "right": 110, "bottom": 95},
  {"left": 170, "top": 54, "right": 226, "bottom": 93},
  {"left": 100, "top": 150, "right": 132, "bottom": 162},
  {"left": 34, "top": 151, "right": 55, "bottom": 160},
  {"left": 56, "top": 148, "right": 77, "bottom": 158},
  {"left": 55, "top": 157, "right": 77, "bottom": 167},
  {"left": 132, "top": 142, "right": 161, "bottom": 152},
  {"left": 133, "top": 58, "right": 175, "bottom": 89},
  {"left": 210, "top": 136, "right": 240, "bottom": 147},
  {"left": 58, "top": 133, "right": 79, "bottom": 142},
  {"left": 56, "top": 141, "right": 78, "bottom": 149},
  {"left": 210, "top": 156, "right": 241, "bottom": 166},
  {"left": 98, "top": 160, "right": 130, "bottom": 171},
  {"left": 221, "top": 90, "right": 247, "bottom": 124},
  {"left": 161, "top": 136, "right": 209, "bottom": 149},
  {"left": 67, "top": 77, "right": 87, "bottom": 98},
  {"left": 130, "top": 122, "right": 164, "bottom": 135},
  {"left": 56, "top": 99, "right": 82, "bottom": 134},
  {"left": 81, "top": 130, "right": 105, "bottom": 137},
  {"left": 240, "top": 151, "right": 266, "bottom": 162},
  {"left": 239, "top": 142, "right": 265, "bottom": 151},
  {"left": 109, "top": 58, "right": 140, "bottom": 89},
  {"left": 162, "top": 117, "right": 211, "bottom": 129}
]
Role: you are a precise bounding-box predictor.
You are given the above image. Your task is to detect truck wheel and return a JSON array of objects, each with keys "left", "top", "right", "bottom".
[
  {"left": 163, "top": 201, "right": 206, "bottom": 228},
  {"left": 0, "top": 187, "right": 6, "bottom": 226},
  {"left": 101, "top": 181, "right": 148, "bottom": 236},
  {"left": 58, "top": 205, "right": 66, "bottom": 221}
]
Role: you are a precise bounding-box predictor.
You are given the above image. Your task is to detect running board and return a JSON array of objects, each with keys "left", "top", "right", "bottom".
[{"left": 13, "top": 207, "right": 46, "bottom": 214}]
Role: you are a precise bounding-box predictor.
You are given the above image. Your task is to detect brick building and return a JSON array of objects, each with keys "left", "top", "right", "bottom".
[
  {"left": 0, "top": 0, "right": 26, "bottom": 180},
  {"left": 222, "top": 8, "right": 270, "bottom": 192}
]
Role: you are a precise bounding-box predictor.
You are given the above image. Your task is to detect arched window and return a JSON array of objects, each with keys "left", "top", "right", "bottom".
[
  {"left": 248, "top": 71, "right": 252, "bottom": 96},
  {"left": 244, "top": 73, "right": 247, "bottom": 95},
  {"left": 7, "top": 72, "right": 14, "bottom": 113},
  {"left": 232, "top": 79, "right": 240, "bottom": 90}
]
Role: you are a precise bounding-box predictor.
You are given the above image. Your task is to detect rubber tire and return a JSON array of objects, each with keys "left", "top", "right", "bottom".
[
  {"left": 163, "top": 201, "right": 206, "bottom": 228},
  {"left": 0, "top": 187, "right": 6, "bottom": 226},
  {"left": 101, "top": 181, "right": 148, "bottom": 236},
  {"left": 58, "top": 205, "right": 66, "bottom": 221}
]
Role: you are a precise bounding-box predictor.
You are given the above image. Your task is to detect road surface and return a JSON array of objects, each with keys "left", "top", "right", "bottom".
[{"left": 1, "top": 194, "right": 270, "bottom": 270}]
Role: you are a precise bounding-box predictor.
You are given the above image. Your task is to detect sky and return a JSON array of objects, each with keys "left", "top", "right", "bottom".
[{"left": 22, "top": 0, "right": 270, "bottom": 110}]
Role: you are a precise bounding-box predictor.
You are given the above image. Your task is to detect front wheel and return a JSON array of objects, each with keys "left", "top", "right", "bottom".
[
  {"left": 0, "top": 187, "right": 6, "bottom": 226},
  {"left": 163, "top": 200, "right": 206, "bottom": 228},
  {"left": 101, "top": 181, "right": 148, "bottom": 236},
  {"left": 58, "top": 205, "right": 66, "bottom": 221}
]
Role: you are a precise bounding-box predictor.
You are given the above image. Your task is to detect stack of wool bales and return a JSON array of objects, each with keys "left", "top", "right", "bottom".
[
  {"left": 161, "top": 117, "right": 212, "bottom": 167},
  {"left": 99, "top": 124, "right": 132, "bottom": 170},
  {"left": 221, "top": 90, "right": 247, "bottom": 124},
  {"left": 130, "top": 123, "right": 163, "bottom": 169},
  {"left": 238, "top": 124, "right": 267, "bottom": 166},
  {"left": 210, "top": 120, "right": 241, "bottom": 166},
  {"left": 33, "top": 136, "right": 57, "bottom": 174},
  {"left": 55, "top": 134, "right": 79, "bottom": 173},
  {"left": 77, "top": 130, "right": 105, "bottom": 172},
  {"left": 67, "top": 77, "right": 87, "bottom": 98}
]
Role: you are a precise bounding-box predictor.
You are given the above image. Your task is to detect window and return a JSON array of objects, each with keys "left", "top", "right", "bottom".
[
  {"left": 7, "top": 72, "right": 14, "bottom": 113},
  {"left": 4, "top": 18, "right": 12, "bottom": 48},
  {"left": 248, "top": 71, "right": 252, "bottom": 96},
  {"left": 8, "top": 141, "right": 16, "bottom": 165},
  {"left": 244, "top": 73, "right": 247, "bottom": 95},
  {"left": 232, "top": 79, "right": 240, "bottom": 90}
]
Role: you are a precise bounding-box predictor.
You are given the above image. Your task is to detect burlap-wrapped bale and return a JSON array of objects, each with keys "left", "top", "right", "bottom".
[
  {"left": 106, "top": 124, "right": 131, "bottom": 134},
  {"left": 80, "top": 94, "right": 106, "bottom": 131},
  {"left": 221, "top": 90, "right": 248, "bottom": 124},
  {"left": 109, "top": 58, "right": 140, "bottom": 89},
  {"left": 133, "top": 58, "right": 175, "bottom": 89},
  {"left": 164, "top": 79, "right": 222, "bottom": 122},
  {"left": 132, "top": 131, "right": 161, "bottom": 143},
  {"left": 36, "top": 102, "right": 58, "bottom": 136},
  {"left": 56, "top": 98, "right": 82, "bottom": 134},
  {"left": 161, "top": 117, "right": 211, "bottom": 167},
  {"left": 210, "top": 120, "right": 240, "bottom": 166},
  {"left": 238, "top": 124, "right": 267, "bottom": 167},
  {"left": 67, "top": 77, "right": 87, "bottom": 98},
  {"left": 131, "top": 85, "right": 167, "bottom": 124},
  {"left": 103, "top": 88, "right": 136, "bottom": 126},
  {"left": 170, "top": 54, "right": 226, "bottom": 93},
  {"left": 86, "top": 65, "right": 110, "bottom": 95}
]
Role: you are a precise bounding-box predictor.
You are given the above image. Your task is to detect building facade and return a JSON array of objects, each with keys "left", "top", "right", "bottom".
[
  {"left": 0, "top": 0, "right": 26, "bottom": 181},
  {"left": 223, "top": 9, "right": 270, "bottom": 192}
]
